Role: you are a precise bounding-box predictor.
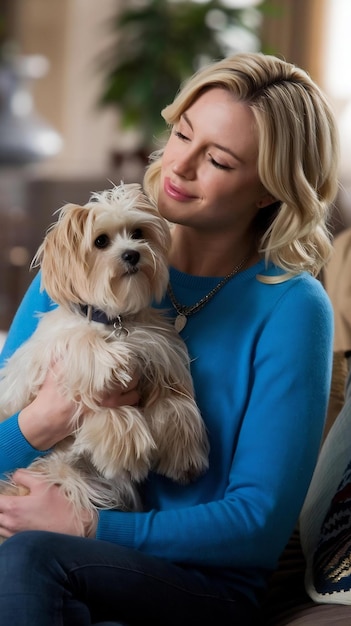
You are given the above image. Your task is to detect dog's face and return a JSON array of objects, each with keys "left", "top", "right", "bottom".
[{"left": 33, "top": 183, "right": 172, "bottom": 316}]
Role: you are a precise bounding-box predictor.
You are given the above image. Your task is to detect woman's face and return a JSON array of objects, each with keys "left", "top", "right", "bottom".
[{"left": 158, "top": 88, "right": 272, "bottom": 234}]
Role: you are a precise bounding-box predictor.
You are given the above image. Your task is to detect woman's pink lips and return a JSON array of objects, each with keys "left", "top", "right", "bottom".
[{"left": 164, "top": 177, "right": 196, "bottom": 201}]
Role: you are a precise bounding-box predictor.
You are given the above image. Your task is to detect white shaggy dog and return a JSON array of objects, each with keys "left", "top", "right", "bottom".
[{"left": 0, "top": 183, "right": 209, "bottom": 535}]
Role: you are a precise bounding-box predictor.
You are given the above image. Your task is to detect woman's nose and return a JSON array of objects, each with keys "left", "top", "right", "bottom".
[{"left": 172, "top": 150, "right": 196, "bottom": 179}]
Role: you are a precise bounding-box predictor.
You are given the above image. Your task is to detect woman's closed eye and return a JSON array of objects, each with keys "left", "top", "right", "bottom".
[
  {"left": 174, "top": 128, "right": 233, "bottom": 170},
  {"left": 174, "top": 130, "right": 189, "bottom": 141},
  {"left": 208, "top": 154, "right": 232, "bottom": 170}
]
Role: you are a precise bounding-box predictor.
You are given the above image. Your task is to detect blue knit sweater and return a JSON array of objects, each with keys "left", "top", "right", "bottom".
[{"left": 0, "top": 259, "right": 333, "bottom": 605}]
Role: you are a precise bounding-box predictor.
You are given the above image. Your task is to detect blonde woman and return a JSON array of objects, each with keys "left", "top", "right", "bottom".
[{"left": 0, "top": 53, "right": 339, "bottom": 625}]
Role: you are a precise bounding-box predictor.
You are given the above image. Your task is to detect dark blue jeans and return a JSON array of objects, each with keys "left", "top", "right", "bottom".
[{"left": 0, "top": 531, "right": 258, "bottom": 625}]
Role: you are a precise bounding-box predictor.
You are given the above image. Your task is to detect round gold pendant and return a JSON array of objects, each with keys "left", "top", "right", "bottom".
[{"left": 174, "top": 314, "right": 187, "bottom": 333}]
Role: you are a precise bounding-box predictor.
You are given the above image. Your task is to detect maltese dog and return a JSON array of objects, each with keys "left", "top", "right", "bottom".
[{"left": 0, "top": 183, "right": 209, "bottom": 536}]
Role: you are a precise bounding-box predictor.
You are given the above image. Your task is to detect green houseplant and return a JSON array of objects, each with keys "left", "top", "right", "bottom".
[{"left": 99, "top": 0, "right": 268, "bottom": 152}]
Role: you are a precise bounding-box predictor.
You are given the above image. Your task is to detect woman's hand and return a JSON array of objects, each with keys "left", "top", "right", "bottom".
[
  {"left": 18, "top": 365, "right": 78, "bottom": 451},
  {"left": 18, "top": 364, "right": 141, "bottom": 451},
  {"left": 0, "top": 469, "right": 97, "bottom": 539}
]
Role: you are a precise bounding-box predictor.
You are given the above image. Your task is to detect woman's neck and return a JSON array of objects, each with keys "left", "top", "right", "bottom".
[{"left": 169, "top": 226, "right": 259, "bottom": 277}]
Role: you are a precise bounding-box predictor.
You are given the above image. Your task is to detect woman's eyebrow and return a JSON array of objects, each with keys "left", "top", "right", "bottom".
[
  {"left": 213, "top": 142, "right": 244, "bottom": 163},
  {"left": 182, "top": 112, "right": 193, "bottom": 128}
]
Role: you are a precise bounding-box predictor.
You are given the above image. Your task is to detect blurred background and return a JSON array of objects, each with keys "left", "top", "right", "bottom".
[{"left": 0, "top": 0, "right": 349, "bottom": 335}]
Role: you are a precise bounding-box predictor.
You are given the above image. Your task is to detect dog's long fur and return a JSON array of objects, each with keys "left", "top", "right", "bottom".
[{"left": 0, "top": 183, "right": 209, "bottom": 534}]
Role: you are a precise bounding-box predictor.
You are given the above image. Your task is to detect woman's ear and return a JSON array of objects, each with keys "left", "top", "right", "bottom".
[{"left": 256, "top": 192, "right": 277, "bottom": 209}]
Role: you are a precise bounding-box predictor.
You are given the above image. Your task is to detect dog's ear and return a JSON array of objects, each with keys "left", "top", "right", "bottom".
[{"left": 32, "top": 203, "right": 91, "bottom": 305}]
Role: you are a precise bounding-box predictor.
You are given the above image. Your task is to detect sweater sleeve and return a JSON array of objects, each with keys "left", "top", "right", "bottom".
[
  {"left": 96, "top": 278, "right": 333, "bottom": 572},
  {"left": 0, "top": 414, "right": 48, "bottom": 477},
  {"left": 0, "top": 272, "right": 51, "bottom": 366},
  {"left": 0, "top": 271, "right": 52, "bottom": 475}
]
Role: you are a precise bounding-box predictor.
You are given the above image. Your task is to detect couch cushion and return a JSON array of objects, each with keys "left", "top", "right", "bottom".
[
  {"left": 306, "top": 458, "right": 351, "bottom": 603},
  {"left": 300, "top": 367, "right": 351, "bottom": 605},
  {"left": 268, "top": 602, "right": 351, "bottom": 625}
]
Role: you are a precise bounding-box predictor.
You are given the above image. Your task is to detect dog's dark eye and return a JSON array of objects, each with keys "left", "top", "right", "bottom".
[
  {"left": 94, "top": 234, "right": 110, "bottom": 249},
  {"left": 130, "top": 228, "right": 143, "bottom": 240}
]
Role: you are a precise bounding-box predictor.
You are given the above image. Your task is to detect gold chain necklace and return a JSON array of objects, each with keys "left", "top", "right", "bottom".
[{"left": 167, "top": 256, "right": 248, "bottom": 332}]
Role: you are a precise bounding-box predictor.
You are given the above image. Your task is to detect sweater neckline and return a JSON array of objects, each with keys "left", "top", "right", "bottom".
[{"left": 169, "top": 258, "right": 266, "bottom": 290}]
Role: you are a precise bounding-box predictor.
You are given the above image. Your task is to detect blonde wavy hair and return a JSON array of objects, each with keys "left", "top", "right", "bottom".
[{"left": 144, "top": 52, "right": 339, "bottom": 278}]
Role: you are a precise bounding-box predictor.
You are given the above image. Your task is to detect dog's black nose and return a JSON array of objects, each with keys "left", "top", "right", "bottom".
[{"left": 121, "top": 249, "right": 140, "bottom": 266}]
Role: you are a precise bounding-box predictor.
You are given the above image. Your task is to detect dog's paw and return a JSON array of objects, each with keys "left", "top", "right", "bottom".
[
  {"left": 74, "top": 406, "right": 157, "bottom": 482},
  {"left": 146, "top": 398, "right": 210, "bottom": 483},
  {"left": 169, "top": 461, "right": 208, "bottom": 484},
  {"left": 171, "top": 459, "right": 209, "bottom": 484},
  {"left": 155, "top": 440, "right": 209, "bottom": 484}
]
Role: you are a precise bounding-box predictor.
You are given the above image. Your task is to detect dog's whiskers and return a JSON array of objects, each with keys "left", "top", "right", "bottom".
[{"left": 125, "top": 266, "right": 139, "bottom": 275}]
